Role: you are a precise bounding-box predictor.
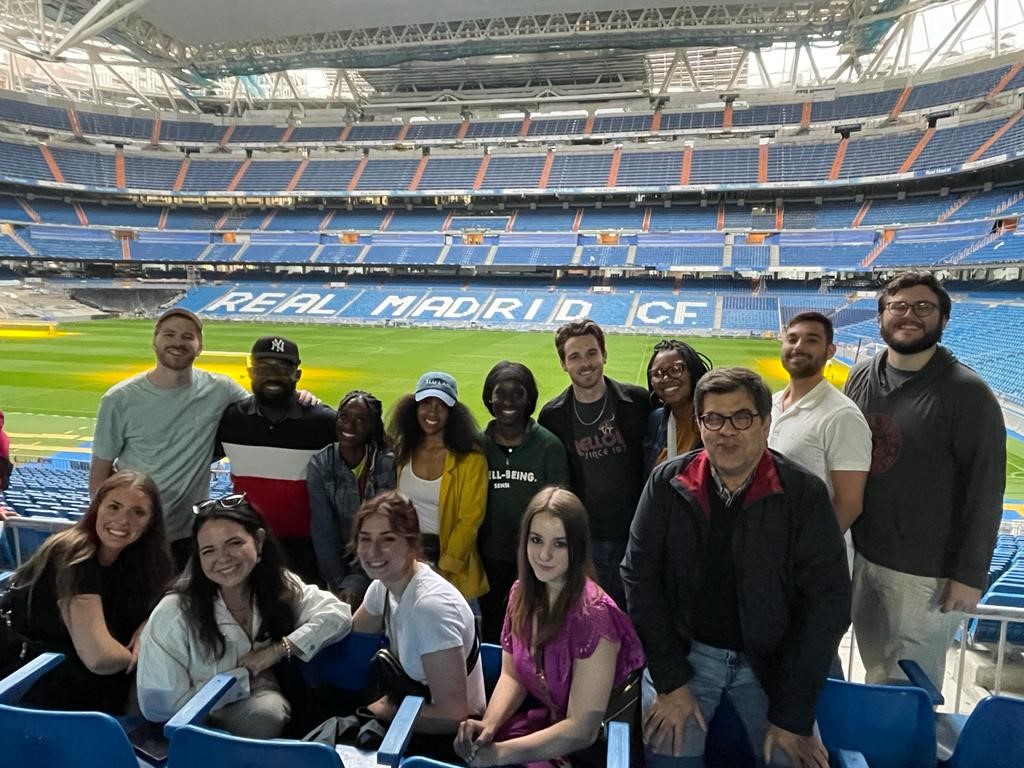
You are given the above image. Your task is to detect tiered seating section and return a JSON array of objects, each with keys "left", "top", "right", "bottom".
[
  {"left": 1, "top": 58, "right": 1021, "bottom": 152},
  {"left": 2, "top": 105, "right": 1023, "bottom": 194},
  {"left": 0, "top": 55, "right": 1022, "bottom": 197},
  {"left": 2, "top": 183, "right": 1021, "bottom": 271},
  {"left": 970, "top": 534, "right": 1024, "bottom": 644}
]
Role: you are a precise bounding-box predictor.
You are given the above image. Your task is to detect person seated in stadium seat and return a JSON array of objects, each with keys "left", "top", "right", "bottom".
[
  {"left": 642, "top": 339, "right": 713, "bottom": 477},
  {"left": 0, "top": 470, "right": 172, "bottom": 714},
  {"left": 136, "top": 495, "right": 351, "bottom": 739},
  {"left": 477, "top": 361, "right": 569, "bottom": 644},
  {"left": 388, "top": 371, "right": 488, "bottom": 602},
  {"left": 455, "top": 487, "right": 645, "bottom": 768},
  {"left": 352, "top": 490, "right": 486, "bottom": 757},
  {"left": 307, "top": 390, "right": 397, "bottom": 609}
]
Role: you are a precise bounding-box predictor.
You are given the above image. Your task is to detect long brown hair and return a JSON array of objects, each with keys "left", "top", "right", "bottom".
[
  {"left": 508, "top": 486, "right": 595, "bottom": 647},
  {"left": 14, "top": 470, "right": 172, "bottom": 606}
]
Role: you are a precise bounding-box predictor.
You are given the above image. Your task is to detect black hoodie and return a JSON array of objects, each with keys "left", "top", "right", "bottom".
[{"left": 844, "top": 346, "right": 1005, "bottom": 589}]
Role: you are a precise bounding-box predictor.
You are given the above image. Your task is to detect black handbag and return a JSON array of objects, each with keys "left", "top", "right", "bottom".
[
  {"left": 370, "top": 593, "right": 481, "bottom": 703},
  {"left": 0, "top": 582, "right": 50, "bottom": 675}
]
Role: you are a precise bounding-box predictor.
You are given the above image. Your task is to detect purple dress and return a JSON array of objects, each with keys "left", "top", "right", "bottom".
[{"left": 496, "top": 579, "right": 646, "bottom": 767}]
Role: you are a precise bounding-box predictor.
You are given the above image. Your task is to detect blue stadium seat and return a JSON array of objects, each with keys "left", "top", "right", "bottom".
[{"left": 816, "top": 676, "right": 936, "bottom": 768}]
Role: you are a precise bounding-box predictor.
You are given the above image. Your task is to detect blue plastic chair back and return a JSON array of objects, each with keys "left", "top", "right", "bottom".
[
  {"left": 167, "top": 724, "right": 341, "bottom": 768},
  {"left": 0, "top": 702, "right": 142, "bottom": 768},
  {"left": 945, "top": 695, "right": 1024, "bottom": 768},
  {"left": 817, "top": 678, "right": 936, "bottom": 768},
  {"left": 301, "top": 631, "right": 386, "bottom": 691}
]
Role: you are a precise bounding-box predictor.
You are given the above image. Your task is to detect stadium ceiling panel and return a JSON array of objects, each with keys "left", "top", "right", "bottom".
[{"left": 0, "top": 0, "right": 943, "bottom": 80}]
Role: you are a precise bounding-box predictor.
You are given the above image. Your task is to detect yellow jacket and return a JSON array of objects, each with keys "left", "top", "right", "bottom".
[{"left": 401, "top": 449, "right": 490, "bottom": 599}]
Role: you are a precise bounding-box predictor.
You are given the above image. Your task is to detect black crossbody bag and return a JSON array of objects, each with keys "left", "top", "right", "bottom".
[{"left": 369, "top": 592, "right": 480, "bottom": 701}]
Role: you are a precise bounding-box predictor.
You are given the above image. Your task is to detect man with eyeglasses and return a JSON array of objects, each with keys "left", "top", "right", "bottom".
[
  {"left": 215, "top": 337, "right": 336, "bottom": 585},
  {"left": 769, "top": 312, "right": 871, "bottom": 570},
  {"left": 844, "top": 272, "right": 1005, "bottom": 687},
  {"left": 623, "top": 367, "right": 850, "bottom": 768}
]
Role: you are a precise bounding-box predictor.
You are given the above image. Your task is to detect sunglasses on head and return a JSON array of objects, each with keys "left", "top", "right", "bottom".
[{"left": 193, "top": 492, "right": 247, "bottom": 516}]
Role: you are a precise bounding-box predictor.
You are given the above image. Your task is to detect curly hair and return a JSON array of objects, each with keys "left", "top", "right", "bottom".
[
  {"left": 176, "top": 499, "right": 298, "bottom": 661},
  {"left": 645, "top": 339, "right": 713, "bottom": 407},
  {"left": 337, "top": 389, "right": 391, "bottom": 454},
  {"left": 388, "top": 394, "right": 482, "bottom": 466}
]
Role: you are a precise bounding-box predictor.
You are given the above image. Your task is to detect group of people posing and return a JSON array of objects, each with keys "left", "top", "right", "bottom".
[{"left": 0, "top": 270, "right": 1006, "bottom": 768}]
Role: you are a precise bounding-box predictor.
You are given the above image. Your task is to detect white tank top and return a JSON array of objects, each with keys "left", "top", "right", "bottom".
[{"left": 399, "top": 462, "right": 442, "bottom": 535}]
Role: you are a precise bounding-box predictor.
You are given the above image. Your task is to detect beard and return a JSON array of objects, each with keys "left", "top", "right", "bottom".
[
  {"left": 156, "top": 346, "right": 196, "bottom": 371},
  {"left": 253, "top": 381, "right": 296, "bottom": 408},
  {"left": 782, "top": 354, "right": 826, "bottom": 379},
  {"left": 880, "top": 322, "right": 943, "bottom": 355}
]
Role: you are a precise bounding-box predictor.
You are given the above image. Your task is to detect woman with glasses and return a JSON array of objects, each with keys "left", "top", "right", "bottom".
[
  {"left": 136, "top": 494, "right": 351, "bottom": 738},
  {"left": 307, "top": 390, "right": 396, "bottom": 609},
  {"left": 642, "top": 340, "right": 713, "bottom": 475},
  {"left": 478, "top": 361, "right": 570, "bottom": 643},
  {"left": 351, "top": 490, "right": 485, "bottom": 757},
  {"left": 454, "top": 487, "right": 645, "bottom": 768},
  {"left": 388, "top": 371, "right": 488, "bottom": 601},
  {"left": 0, "top": 470, "right": 172, "bottom": 713}
]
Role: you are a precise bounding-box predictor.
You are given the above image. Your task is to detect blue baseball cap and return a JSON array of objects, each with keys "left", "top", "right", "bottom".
[{"left": 415, "top": 371, "right": 458, "bottom": 407}]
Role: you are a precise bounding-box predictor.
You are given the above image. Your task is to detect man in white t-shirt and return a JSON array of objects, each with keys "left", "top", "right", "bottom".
[{"left": 769, "top": 312, "right": 872, "bottom": 554}]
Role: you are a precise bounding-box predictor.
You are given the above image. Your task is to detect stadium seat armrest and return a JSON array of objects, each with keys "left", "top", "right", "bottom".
[
  {"left": 0, "top": 652, "right": 64, "bottom": 704},
  {"left": 898, "top": 659, "right": 944, "bottom": 705},
  {"left": 377, "top": 695, "right": 425, "bottom": 767},
  {"left": 836, "top": 748, "right": 870, "bottom": 768},
  {"left": 163, "top": 673, "right": 237, "bottom": 738},
  {"left": 606, "top": 721, "right": 630, "bottom": 768}
]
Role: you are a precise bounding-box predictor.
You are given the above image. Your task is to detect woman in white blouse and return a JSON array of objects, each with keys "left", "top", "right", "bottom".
[{"left": 137, "top": 494, "right": 351, "bottom": 738}]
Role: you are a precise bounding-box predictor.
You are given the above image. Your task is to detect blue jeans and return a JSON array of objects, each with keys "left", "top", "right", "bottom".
[
  {"left": 593, "top": 538, "right": 628, "bottom": 609},
  {"left": 642, "top": 641, "right": 790, "bottom": 768}
]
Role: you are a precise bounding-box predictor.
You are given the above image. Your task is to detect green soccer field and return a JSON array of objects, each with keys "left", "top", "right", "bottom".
[{"left": 2, "top": 318, "right": 1023, "bottom": 499}]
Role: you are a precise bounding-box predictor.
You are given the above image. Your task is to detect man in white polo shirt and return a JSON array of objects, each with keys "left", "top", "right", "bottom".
[{"left": 769, "top": 312, "right": 872, "bottom": 560}]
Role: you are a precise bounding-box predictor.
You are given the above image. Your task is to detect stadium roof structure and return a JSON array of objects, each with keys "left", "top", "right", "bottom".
[{"left": 0, "top": 0, "right": 1016, "bottom": 111}]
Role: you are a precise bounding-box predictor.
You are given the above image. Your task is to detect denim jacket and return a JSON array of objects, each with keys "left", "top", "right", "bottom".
[{"left": 306, "top": 444, "right": 397, "bottom": 592}]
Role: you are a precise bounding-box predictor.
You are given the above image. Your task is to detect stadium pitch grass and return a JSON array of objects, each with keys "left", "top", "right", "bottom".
[{"left": 2, "top": 318, "right": 1023, "bottom": 498}]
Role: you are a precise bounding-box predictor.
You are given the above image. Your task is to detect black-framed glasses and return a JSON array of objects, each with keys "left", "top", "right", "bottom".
[
  {"left": 193, "top": 493, "right": 247, "bottom": 516},
  {"left": 884, "top": 300, "right": 939, "bottom": 318},
  {"left": 698, "top": 410, "right": 760, "bottom": 431},
  {"left": 648, "top": 361, "right": 688, "bottom": 382}
]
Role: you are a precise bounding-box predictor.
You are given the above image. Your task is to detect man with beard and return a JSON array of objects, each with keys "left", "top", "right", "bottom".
[
  {"left": 91, "top": 308, "right": 249, "bottom": 567},
  {"left": 844, "top": 272, "right": 1005, "bottom": 687},
  {"left": 538, "top": 318, "right": 651, "bottom": 607},
  {"left": 769, "top": 312, "right": 871, "bottom": 566},
  {"left": 216, "top": 336, "right": 336, "bottom": 583}
]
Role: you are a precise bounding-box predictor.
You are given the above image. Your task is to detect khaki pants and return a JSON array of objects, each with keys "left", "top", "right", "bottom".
[{"left": 852, "top": 553, "right": 962, "bottom": 686}]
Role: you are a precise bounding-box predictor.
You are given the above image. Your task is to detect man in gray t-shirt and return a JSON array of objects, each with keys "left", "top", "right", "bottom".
[{"left": 90, "top": 308, "right": 246, "bottom": 564}]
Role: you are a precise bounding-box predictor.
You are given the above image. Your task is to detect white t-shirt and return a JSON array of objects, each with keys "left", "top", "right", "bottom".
[
  {"left": 399, "top": 463, "right": 441, "bottom": 535},
  {"left": 770, "top": 378, "right": 872, "bottom": 572},
  {"left": 769, "top": 378, "right": 872, "bottom": 497},
  {"left": 363, "top": 563, "right": 485, "bottom": 716}
]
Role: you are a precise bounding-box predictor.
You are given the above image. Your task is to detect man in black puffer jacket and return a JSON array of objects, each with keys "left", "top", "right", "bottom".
[{"left": 623, "top": 367, "right": 850, "bottom": 768}]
